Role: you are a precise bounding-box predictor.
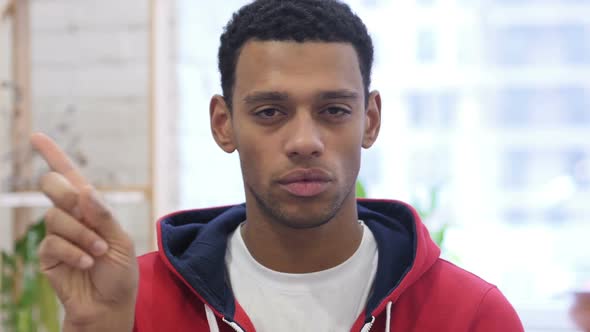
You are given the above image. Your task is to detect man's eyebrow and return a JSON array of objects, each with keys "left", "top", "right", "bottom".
[
  {"left": 243, "top": 91, "right": 289, "bottom": 104},
  {"left": 242, "top": 90, "right": 360, "bottom": 104},
  {"left": 317, "top": 90, "right": 360, "bottom": 100}
]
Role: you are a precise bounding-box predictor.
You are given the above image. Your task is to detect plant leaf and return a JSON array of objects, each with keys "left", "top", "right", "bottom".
[
  {"left": 1, "top": 251, "right": 15, "bottom": 269},
  {"left": 2, "top": 217, "right": 56, "bottom": 332},
  {"left": 430, "top": 223, "right": 448, "bottom": 247},
  {"left": 356, "top": 180, "right": 367, "bottom": 198},
  {"left": 38, "top": 274, "right": 61, "bottom": 332}
]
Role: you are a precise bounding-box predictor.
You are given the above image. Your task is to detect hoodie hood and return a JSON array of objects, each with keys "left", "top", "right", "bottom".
[{"left": 156, "top": 199, "right": 440, "bottom": 330}]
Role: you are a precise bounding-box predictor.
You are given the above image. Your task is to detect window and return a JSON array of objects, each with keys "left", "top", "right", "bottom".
[
  {"left": 492, "top": 25, "right": 590, "bottom": 65},
  {"left": 406, "top": 91, "right": 457, "bottom": 127},
  {"left": 416, "top": 28, "right": 437, "bottom": 63}
]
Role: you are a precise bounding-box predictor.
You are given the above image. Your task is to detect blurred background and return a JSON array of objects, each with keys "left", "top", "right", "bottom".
[{"left": 1, "top": 0, "right": 589, "bottom": 331}]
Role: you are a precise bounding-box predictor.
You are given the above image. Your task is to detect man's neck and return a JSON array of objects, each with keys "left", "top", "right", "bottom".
[{"left": 240, "top": 197, "right": 363, "bottom": 274}]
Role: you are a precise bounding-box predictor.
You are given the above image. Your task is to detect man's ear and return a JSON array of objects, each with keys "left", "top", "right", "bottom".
[
  {"left": 210, "top": 95, "right": 236, "bottom": 153},
  {"left": 362, "top": 90, "right": 382, "bottom": 149}
]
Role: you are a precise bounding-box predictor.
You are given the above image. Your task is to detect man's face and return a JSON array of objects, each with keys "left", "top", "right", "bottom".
[{"left": 212, "top": 41, "right": 380, "bottom": 229}]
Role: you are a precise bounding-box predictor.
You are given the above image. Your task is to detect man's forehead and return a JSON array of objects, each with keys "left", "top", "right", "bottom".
[{"left": 234, "top": 40, "right": 363, "bottom": 90}]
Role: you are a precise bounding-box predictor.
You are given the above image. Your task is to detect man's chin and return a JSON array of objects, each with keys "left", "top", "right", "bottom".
[
  {"left": 270, "top": 203, "right": 340, "bottom": 229},
  {"left": 249, "top": 186, "right": 345, "bottom": 229},
  {"left": 273, "top": 214, "right": 334, "bottom": 230}
]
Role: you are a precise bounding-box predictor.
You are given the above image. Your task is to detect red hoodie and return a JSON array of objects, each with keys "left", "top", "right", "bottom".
[{"left": 133, "top": 199, "right": 524, "bottom": 331}]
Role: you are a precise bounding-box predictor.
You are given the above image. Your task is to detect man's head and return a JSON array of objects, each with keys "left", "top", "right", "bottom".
[
  {"left": 210, "top": 0, "right": 381, "bottom": 230},
  {"left": 218, "top": 0, "right": 374, "bottom": 109}
]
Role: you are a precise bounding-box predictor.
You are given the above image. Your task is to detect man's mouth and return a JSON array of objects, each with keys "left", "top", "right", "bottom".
[{"left": 277, "top": 169, "right": 332, "bottom": 197}]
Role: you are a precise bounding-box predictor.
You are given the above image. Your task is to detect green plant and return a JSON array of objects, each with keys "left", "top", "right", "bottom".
[
  {"left": 411, "top": 186, "right": 447, "bottom": 247},
  {"left": 0, "top": 219, "right": 60, "bottom": 332},
  {"left": 356, "top": 180, "right": 367, "bottom": 198},
  {"left": 357, "top": 180, "right": 457, "bottom": 261},
  {"left": 411, "top": 186, "right": 459, "bottom": 262}
]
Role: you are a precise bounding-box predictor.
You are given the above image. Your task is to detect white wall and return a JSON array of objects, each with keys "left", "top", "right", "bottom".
[
  {"left": 29, "top": 0, "right": 153, "bottom": 254},
  {"left": 1, "top": 0, "right": 155, "bottom": 258}
]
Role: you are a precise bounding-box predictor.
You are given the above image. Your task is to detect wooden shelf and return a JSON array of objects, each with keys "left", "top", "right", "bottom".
[{"left": 0, "top": 190, "right": 148, "bottom": 208}]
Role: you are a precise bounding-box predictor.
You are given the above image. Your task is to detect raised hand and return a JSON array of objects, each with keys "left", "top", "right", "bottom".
[{"left": 31, "top": 133, "right": 138, "bottom": 332}]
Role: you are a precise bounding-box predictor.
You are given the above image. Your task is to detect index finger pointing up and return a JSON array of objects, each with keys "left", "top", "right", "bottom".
[{"left": 31, "top": 132, "right": 90, "bottom": 189}]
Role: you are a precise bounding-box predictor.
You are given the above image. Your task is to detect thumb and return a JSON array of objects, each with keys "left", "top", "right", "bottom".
[{"left": 79, "top": 186, "right": 123, "bottom": 238}]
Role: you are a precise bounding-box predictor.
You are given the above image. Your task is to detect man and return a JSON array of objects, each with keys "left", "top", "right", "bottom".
[{"left": 32, "top": 0, "right": 524, "bottom": 331}]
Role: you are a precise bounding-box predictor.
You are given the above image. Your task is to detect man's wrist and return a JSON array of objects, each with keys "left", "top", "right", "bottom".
[
  {"left": 63, "top": 320, "right": 133, "bottom": 332},
  {"left": 63, "top": 308, "right": 135, "bottom": 332}
]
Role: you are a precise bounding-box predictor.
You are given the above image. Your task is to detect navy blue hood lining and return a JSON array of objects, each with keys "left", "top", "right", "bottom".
[
  {"left": 161, "top": 204, "right": 246, "bottom": 318},
  {"left": 160, "top": 201, "right": 415, "bottom": 322},
  {"left": 358, "top": 201, "right": 415, "bottom": 321}
]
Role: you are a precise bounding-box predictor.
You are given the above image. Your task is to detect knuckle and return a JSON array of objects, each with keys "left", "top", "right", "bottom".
[
  {"left": 39, "top": 172, "right": 79, "bottom": 209},
  {"left": 37, "top": 239, "right": 48, "bottom": 257},
  {"left": 76, "top": 227, "right": 95, "bottom": 247},
  {"left": 38, "top": 235, "right": 56, "bottom": 256},
  {"left": 39, "top": 235, "right": 80, "bottom": 264},
  {"left": 39, "top": 172, "right": 55, "bottom": 191},
  {"left": 96, "top": 208, "right": 113, "bottom": 221},
  {"left": 44, "top": 208, "right": 60, "bottom": 226},
  {"left": 61, "top": 191, "right": 79, "bottom": 210},
  {"left": 44, "top": 234, "right": 59, "bottom": 249}
]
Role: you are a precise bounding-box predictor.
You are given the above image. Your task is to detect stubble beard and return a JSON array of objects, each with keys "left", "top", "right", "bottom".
[{"left": 246, "top": 180, "right": 355, "bottom": 230}]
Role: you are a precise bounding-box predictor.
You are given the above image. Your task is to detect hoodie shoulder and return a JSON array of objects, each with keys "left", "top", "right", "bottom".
[
  {"left": 406, "top": 258, "right": 523, "bottom": 330},
  {"left": 429, "top": 259, "right": 497, "bottom": 295},
  {"left": 469, "top": 286, "right": 524, "bottom": 331}
]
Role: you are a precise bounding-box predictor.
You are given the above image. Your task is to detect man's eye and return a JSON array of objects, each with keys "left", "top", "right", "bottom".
[
  {"left": 255, "top": 108, "right": 281, "bottom": 118},
  {"left": 322, "top": 107, "right": 351, "bottom": 117}
]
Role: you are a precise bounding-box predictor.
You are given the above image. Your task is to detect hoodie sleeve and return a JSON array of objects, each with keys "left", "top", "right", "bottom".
[{"left": 469, "top": 286, "right": 524, "bottom": 332}]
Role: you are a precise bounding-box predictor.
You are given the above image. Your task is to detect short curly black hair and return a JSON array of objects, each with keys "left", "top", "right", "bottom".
[{"left": 218, "top": 0, "right": 374, "bottom": 109}]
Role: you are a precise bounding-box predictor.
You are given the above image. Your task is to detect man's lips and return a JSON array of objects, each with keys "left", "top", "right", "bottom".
[
  {"left": 277, "top": 169, "right": 332, "bottom": 197},
  {"left": 277, "top": 168, "right": 332, "bottom": 184}
]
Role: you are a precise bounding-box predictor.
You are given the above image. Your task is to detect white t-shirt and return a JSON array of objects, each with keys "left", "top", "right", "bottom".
[{"left": 225, "top": 221, "right": 378, "bottom": 332}]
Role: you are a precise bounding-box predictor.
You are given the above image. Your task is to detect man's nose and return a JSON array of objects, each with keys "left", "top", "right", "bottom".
[{"left": 284, "top": 112, "right": 324, "bottom": 160}]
